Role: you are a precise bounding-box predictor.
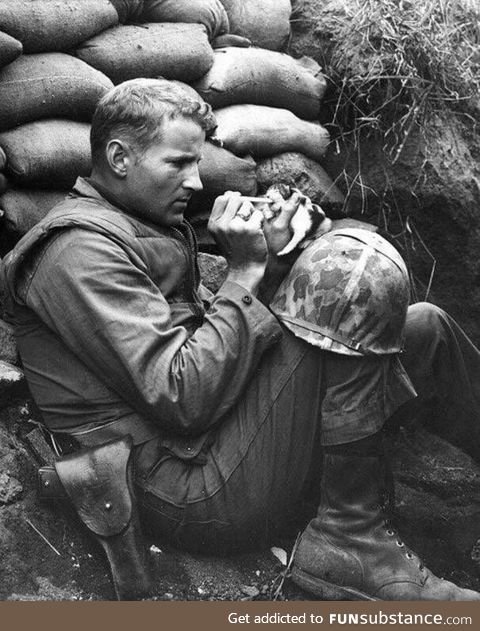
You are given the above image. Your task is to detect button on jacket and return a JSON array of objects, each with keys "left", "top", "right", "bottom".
[{"left": 1, "top": 178, "right": 282, "bottom": 448}]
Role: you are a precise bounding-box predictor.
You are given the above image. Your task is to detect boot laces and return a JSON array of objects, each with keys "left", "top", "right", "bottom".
[{"left": 383, "top": 518, "right": 424, "bottom": 570}]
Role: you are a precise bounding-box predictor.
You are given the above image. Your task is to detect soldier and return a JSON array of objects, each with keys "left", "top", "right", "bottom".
[{"left": 2, "top": 78, "right": 480, "bottom": 600}]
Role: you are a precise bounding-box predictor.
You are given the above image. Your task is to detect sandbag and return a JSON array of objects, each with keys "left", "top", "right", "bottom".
[
  {"left": 0, "top": 53, "right": 114, "bottom": 132},
  {"left": 0, "top": 188, "right": 66, "bottom": 238},
  {"left": 256, "top": 152, "right": 345, "bottom": 216},
  {"left": 109, "top": 0, "right": 145, "bottom": 23},
  {"left": 219, "top": 0, "right": 291, "bottom": 51},
  {"left": 0, "top": 31, "right": 22, "bottom": 68},
  {"left": 0, "top": 120, "right": 91, "bottom": 188},
  {"left": 194, "top": 47, "right": 326, "bottom": 120},
  {"left": 76, "top": 23, "right": 214, "bottom": 84},
  {"left": 213, "top": 105, "right": 330, "bottom": 162},
  {"left": 141, "top": 0, "right": 229, "bottom": 39},
  {"left": 199, "top": 141, "right": 257, "bottom": 196},
  {"left": 0, "top": 0, "right": 119, "bottom": 54},
  {"left": 0, "top": 146, "right": 6, "bottom": 171}
]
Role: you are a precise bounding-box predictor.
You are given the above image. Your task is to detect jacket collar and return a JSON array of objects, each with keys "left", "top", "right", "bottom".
[{"left": 72, "top": 177, "right": 134, "bottom": 216}]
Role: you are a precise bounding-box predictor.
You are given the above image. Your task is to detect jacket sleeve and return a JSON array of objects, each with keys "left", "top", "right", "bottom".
[{"left": 24, "top": 229, "right": 283, "bottom": 434}]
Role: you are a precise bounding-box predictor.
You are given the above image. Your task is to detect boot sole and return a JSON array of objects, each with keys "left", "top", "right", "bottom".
[{"left": 291, "top": 567, "right": 379, "bottom": 601}]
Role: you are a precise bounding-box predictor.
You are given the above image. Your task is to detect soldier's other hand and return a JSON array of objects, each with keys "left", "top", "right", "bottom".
[{"left": 208, "top": 192, "right": 268, "bottom": 289}]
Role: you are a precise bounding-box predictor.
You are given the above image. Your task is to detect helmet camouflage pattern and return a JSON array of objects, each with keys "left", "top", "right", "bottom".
[{"left": 270, "top": 228, "right": 410, "bottom": 356}]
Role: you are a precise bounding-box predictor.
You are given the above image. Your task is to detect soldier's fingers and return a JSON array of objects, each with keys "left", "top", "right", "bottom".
[
  {"left": 248, "top": 208, "right": 265, "bottom": 231},
  {"left": 209, "top": 191, "right": 241, "bottom": 225},
  {"left": 235, "top": 200, "right": 254, "bottom": 221},
  {"left": 221, "top": 192, "right": 249, "bottom": 224}
]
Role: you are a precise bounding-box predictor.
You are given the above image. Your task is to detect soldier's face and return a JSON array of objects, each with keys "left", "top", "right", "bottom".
[{"left": 126, "top": 117, "right": 205, "bottom": 226}]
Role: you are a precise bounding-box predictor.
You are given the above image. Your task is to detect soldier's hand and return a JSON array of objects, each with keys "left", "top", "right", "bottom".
[{"left": 208, "top": 191, "right": 268, "bottom": 294}]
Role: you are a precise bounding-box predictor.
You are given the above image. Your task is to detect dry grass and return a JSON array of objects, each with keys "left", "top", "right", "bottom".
[
  {"left": 291, "top": 0, "right": 480, "bottom": 299},
  {"left": 314, "top": 0, "right": 480, "bottom": 155}
]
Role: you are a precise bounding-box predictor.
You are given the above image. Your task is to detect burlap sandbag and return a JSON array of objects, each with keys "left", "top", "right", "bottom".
[
  {"left": 109, "top": 0, "right": 145, "bottom": 23},
  {"left": 0, "top": 120, "right": 91, "bottom": 188},
  {"left": 76, "top": 22, "right": 214, "bottom": 84},
  {"left": 141, "top": 0, "right": 229, "bottom": 39},
  {"left": 0, "top": 0, "right": 119, "bottom": 54},
  {"left": 0, "top": 53, "right": 113, "bottom": 132},
  {"left": 0, "top": 188, "right": 66, "bottom": 238},
  {"left": 199, "top": 141, "right": 257, "bottom": 196},
  {"left": 194, "top": 47, "right": 326, "bottom": 120},
  {"left": 213, "top": 105, "right": 330, "bottom": 162},
  {"left": 0, "top": 31, "right": 22, "bottom": 69},
  {"left": 219, "top": 0, "right": 291, "bottom": 51},
  {"left": 256, "top": 152, "right": 345, "bottom": 216}
]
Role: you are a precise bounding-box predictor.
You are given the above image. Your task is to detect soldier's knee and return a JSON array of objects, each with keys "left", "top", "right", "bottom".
[
  {"left": 408, "top": 301, "right": 445, "bottom": 328},
  {"left": 405, "top": 302, "right": 447, "bottom": 350}
]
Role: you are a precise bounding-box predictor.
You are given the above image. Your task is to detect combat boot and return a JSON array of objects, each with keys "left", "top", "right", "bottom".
[{"left": 291, "top": 453, "right": 480, "bottom": 600}]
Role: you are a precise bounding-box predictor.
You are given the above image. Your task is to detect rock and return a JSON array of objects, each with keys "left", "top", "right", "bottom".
[
  {"left": 0, "top": 319, "right": 18, "bottom": 365},
  {"left": 0, "top": 360, "right": 25, "bottom": 405},
  {"left": 198, "top": 252, "right": 227, "bottom": 294},
  {"left": 0, "top": 470, "right": 22, "bottom": 504},
  {"left": 241, "top": 585, "right": 259, "bottom": 598}
]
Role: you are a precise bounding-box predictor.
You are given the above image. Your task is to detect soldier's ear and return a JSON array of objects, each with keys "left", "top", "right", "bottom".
[{"left": 106, "top": 139, "right": 131, "bottom": 178}]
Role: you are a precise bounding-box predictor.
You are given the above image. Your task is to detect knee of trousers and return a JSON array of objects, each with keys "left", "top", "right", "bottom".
[{"left": 405, "top": 302, "right": 447, "bottom": 350}]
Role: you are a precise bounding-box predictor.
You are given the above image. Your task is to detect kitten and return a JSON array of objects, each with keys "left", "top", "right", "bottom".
[{"left": 265, "top": 184, "right": 332, "bottom": 256}]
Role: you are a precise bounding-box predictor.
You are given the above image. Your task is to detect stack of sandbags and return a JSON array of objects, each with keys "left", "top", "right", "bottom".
[
  {"left": 0, "top": 0, "right": 344, "bottom": 248},
  {"left": 189, "top": 32, "right": 343, "bottom": 221},
  {"left": 189, "top": 40, "right": 341, "bottom": 221},
  {"left": 0, "top": 52, "right": 114, "bottom": 235},
  {"left": 1, "top": 27, "right": 25, "bottom": 201},
  {"left": 0, "top": 1, "right": 122, "bottom": 240}
]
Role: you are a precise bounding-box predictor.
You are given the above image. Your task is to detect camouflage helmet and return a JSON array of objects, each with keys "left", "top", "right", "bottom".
[{"left": 270, "top": 228, "right": 410, "bottom": 356}]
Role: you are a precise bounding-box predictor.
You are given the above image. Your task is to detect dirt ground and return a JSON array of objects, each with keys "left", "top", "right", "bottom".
[{"left": 1, "top": 400, "right": 479, "bottom": 602}]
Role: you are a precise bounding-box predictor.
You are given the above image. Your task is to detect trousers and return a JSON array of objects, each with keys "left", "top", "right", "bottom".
[{"left": 134, "top": 302, "right": 480, "bottom": 553}]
